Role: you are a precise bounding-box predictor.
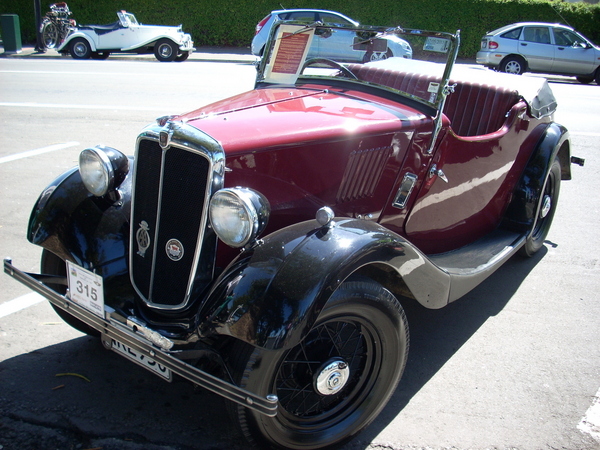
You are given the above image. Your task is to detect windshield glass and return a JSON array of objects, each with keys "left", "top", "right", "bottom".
[{"left": 256, "top": 22, "right": 460, "bottom": 113}]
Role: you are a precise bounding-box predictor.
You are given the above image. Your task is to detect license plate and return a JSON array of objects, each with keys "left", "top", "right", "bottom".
[
  {"left": 66, "top": 261, "right": 104, "bottom": 318},
  {"left": 111, "top": 338, "right": 172, "bottom": 381}
]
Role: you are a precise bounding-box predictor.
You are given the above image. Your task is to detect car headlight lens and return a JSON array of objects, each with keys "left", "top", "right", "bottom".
[
  {"left": 79, "top": 146, "right": 129, "bottom": 197},
  {"left": 209, "top": 188, "right": 270, "bottom": 248}
]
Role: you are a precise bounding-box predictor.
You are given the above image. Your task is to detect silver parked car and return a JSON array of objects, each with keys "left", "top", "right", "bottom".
[
  {"left": 251, "top": 9, "right": 412, "bottom": 62},
  {"left": 476, "top": 22, "right": 600, "bottom": 84}
]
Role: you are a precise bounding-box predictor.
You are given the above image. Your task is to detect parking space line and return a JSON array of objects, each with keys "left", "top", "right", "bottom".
[
  {"left": 0, "top": 142, "right": 79, "bottom": 164},
  {"left": 0, "top": 293, "right": 44, "bottom": 319},
  {"left": 578, "top": 388, "right": 600, "bottom": 443}
]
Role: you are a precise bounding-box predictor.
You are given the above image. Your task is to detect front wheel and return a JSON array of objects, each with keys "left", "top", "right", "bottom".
[
  {"left": 228, "top": 278, "right": 409, "bottom": 449},
  {"left": 154, "top": 39, "right": 177, "bottom": 62},
  {"left": 519, "top": 158, "right": 561, "bottom": 257},
  {"left": 40, "top": 250, "right": 100, "bottom": 336},
  {"left": 174, "top": 51, "right": 190, "bottom": 62}
]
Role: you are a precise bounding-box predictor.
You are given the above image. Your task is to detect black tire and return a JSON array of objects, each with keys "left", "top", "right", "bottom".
[
  {"left": 70, "top": 38, "right": 92, "bottom": 60},
  {"left": 499, "top": 55, "right": 526, "bottom": 75},
  {"left": 174, "top": 51, "right": 190, "bottom": 62},
  {"left": 519, "top": 158, "right": 561, "bottom": 257},
  {"left": 91, "top": 51, "right": 110, "bottom": 60},
  {"left": 41, "top": 20, "right": 59, "bottom": 49},
  {"left": 154, "top": 39, "right": 178, "bottom": 62},
  {"left": 576, "top": 76, "right": 594, "bottom": 85},
  {"left": 228, "top": 278, "right": 409, "bottom": 449},
  {"left": 595, "top": 68, "right": 600, "bottom": 86},
  {"left": 40, "top": 250, "right": 100, "bottom": 336}
]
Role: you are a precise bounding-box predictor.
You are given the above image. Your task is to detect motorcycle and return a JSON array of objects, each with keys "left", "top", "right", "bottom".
[{"left": 40, "top": 2, "right": 76, "bottom": 49}]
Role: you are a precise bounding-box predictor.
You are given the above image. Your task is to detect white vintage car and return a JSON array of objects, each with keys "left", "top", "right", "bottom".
[{"left": 58, "top": 11, "right": 194, "bottom": 61}]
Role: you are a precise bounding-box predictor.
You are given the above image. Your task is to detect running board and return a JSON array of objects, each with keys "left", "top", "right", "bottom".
[{"left": 428, "top": 229, "right": 526, "bottom": 302}]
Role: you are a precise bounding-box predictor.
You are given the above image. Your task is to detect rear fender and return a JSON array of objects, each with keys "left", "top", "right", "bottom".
[
  {"left": 27, "top": 164, "right": 134, "bottom": 305},
  {"left": 200, "top": 218, "right": 451, "bottom": 350},
  {"left": 503, "top": 122, "right": 570, "bottom": 230},
  {"left": 57, "top": 32, "right": 97, "bottom": 52}
]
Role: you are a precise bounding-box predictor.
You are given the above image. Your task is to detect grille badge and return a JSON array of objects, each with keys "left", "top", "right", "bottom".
[
  {"left": 165, "top": 239, "right": 184, "bottom": 261},
  {"left": 136, "top": 221, "right": 151, "bottom": 257}
]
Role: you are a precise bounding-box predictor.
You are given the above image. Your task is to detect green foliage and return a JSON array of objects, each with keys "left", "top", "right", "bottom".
[{"left": 2, "top": 0, "right": 599, "bottom": 58}]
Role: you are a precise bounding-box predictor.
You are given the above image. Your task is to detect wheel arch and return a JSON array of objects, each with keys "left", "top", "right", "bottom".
[
  {"left": 57, "top": 33, "right": 97, "bottom": 52},
  {"left": 500, "top": 53, "right": 528, "bottom": 72},
  {"left": 27, "top": 163, "right": 133, "bottom": 293},
  {"left": 200, "top": 218, "right": 451, "bottom": 351}
]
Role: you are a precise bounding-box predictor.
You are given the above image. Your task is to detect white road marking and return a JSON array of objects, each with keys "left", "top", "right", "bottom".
[
  {"left": 0, "top": 101, "right": 163, "bottom": 111},
  {"left": 0, "top": 293, "right": 45, "bottom": 319},
  {"left": 0, "top": 142, "right": 79, "bottom": 164},
  {"left": 579, "top": 388, "right": 600, "bottom": 443}
]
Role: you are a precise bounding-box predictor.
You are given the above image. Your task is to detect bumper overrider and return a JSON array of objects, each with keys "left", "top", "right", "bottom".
[{"left": 3, "top": 257, "right": 278, "bottom": 417}]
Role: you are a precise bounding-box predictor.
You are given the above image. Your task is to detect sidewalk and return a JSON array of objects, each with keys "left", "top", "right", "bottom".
[{"left": 0, "top": 44, "right": 258, "bottom": 64}]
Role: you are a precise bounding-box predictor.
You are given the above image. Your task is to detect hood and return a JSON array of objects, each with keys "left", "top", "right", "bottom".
[{"left": 175, "top": 86, "right": 429, "bottom": 153}]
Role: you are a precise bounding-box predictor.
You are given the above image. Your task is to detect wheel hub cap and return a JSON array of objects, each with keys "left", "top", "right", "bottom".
[
  {"left": 315, "top": 359, "right": 350, "bottom": 396},
  {"left": 540, "top": 194, "right": 552, "bottom": 219}
]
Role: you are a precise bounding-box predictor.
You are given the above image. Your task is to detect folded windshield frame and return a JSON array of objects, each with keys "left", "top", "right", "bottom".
[{"left": 255, "top": 21, "right": 461, "bottom": 115}]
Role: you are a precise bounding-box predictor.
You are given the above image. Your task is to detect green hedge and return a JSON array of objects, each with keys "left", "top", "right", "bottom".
[{"left": 2, "top": 0, "right": 599, "bottom": 58}]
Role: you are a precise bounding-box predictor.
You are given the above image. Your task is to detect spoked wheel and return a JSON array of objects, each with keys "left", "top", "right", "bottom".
[
  {"left": 41, "top": 20, "right": 59, "bottom": 49},
  {"left": 40, "top": 249, "right": 99, "bottom": 336},
  {"left": 228, "top": 278, "right": 409, "bottom": 449},
  {"left": 519, "top": 158, "right": 561, "bottom": 257}
]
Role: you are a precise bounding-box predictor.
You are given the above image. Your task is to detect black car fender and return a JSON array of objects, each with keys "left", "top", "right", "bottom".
[
  {"left": 503, "top": 122, "right": 570, "bottom": 230},
  {"left": 200, "top": 217, "right": 451, "bottom": 351},
  {"left": 27, "top": 164, "right": 134, "bottom": 303}
]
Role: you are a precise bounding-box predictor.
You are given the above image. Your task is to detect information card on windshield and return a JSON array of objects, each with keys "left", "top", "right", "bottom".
[{"left": 264, "top": 25, "right": 315, "bottom": 84}]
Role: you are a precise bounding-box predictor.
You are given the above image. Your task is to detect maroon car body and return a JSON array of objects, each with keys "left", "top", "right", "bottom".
[{"left": 5, "top": 22, "right": 581, "bottom": 449}]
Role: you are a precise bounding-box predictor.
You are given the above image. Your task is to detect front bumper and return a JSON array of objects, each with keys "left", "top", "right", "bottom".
[{"left": 4, "top": 257, "right": 277, "bottom": 417}]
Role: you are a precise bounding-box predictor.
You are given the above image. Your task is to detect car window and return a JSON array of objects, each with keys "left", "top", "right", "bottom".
[
  {"left": 283, "top": 12, "right": 317, "bottom": 22},
  {"left": 523, "top": 27, "right": 551, "bottom": 44},
  {"left": 318, "top": 13, "right": 354, "bottom": 26},
  {"left": 553, "top": 29, "right": 580, "bottom": 46},
  {"left": 500, "top": 27, "right": 521, "bottom": 40}
]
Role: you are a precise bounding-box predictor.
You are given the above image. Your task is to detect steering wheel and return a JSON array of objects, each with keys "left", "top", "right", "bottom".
[{"left": 301, "top": 58, "right": 358, "bottom": 80}]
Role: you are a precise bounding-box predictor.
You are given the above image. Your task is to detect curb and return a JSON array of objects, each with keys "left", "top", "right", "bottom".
[{"left": 0, "top": 45, "right": 258, "bottom": 64}]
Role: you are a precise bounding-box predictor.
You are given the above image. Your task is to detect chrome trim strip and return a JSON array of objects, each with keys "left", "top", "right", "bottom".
[{"left": 4, "top": 258, "right": 278, "bottom": 417}]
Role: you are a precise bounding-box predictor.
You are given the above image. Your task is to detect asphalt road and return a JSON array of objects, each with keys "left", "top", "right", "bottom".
[{"left": 0, "top": 56, "right": 599, "bottom": 450}]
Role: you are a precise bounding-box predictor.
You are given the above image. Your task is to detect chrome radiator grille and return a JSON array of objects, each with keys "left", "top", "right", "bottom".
[{"left": 130, "top": 138, "right": 212, "bottom": 309}]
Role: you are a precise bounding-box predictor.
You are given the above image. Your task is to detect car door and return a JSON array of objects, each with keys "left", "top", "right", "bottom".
[
  {"left": 96, "top": 13, "right": 134, "bottom": 50},
  {"left": 518, "top": 25, "right": 555, "bottom": 72},
  {"left": 551, "top": 28, "right": 596, "bottom": 75}
]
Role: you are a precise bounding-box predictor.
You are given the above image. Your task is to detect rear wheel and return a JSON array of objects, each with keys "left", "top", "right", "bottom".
[
  {"left": 519, "top": 158, "right": 561, "bottom": 257},
  {"left": 228, "top": 278, "right": 409, "bottom": 449},
  {"left": 499, "top": 55, "right": 526, "bottom": 75},
  {"left": 70, "top": 38, "right": 91, "bottom": 60},
  {"left": 40, "top": 250, "right": 99, "bottom": 336},
  {"left": 576, "top": 76, "right": 593, "bottom": 84},
  {"left": 154, "top": 39, "right": 177, "bottom": 62}
]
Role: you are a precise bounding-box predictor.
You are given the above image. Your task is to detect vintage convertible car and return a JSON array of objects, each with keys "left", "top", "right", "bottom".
[
  {"left": 57, "top": 10, "right": 194, "bottom": 61},
  {"left": 5, "top": 21, "right": 583, "bottom": 449}
]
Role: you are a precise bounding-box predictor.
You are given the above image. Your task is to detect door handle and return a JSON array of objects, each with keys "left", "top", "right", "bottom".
[{"left": 429, "top": 164, "right": 448, "bottom": 183}]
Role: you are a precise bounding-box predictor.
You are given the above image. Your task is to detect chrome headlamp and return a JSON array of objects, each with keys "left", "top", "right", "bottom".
[
  {"left": 209, "top": 188, "right": 270, "bottom": 248},
  {"left": 79, "top": 146, "right": 129, "bottom": 197}
]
